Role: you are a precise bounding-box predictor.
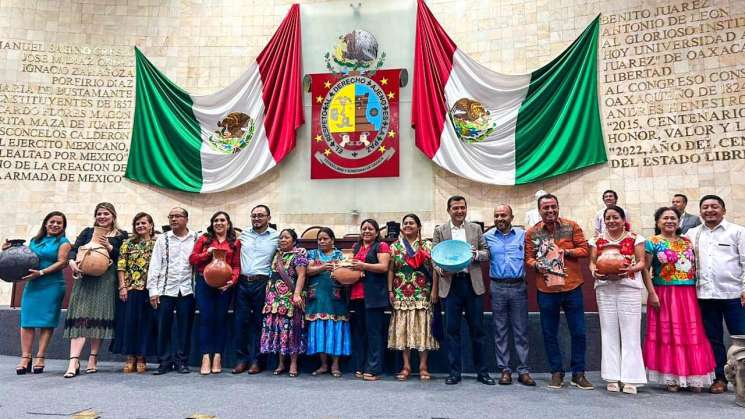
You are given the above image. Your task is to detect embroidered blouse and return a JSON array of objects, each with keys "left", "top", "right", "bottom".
[
  {"left": 645, "top": 235, "right": 696, "bottom": 286},
  {"left": 390, "top": 239, "right": 434, "bottom": 310},
  {"left": 263, "top": 247, "right": 309, "bottom": 318},
  {"left": 116, "top": 238, "right": 156, "bottom": 290}
]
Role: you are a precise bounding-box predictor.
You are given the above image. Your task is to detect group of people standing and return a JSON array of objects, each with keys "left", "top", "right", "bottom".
[
  {"left": 9, "top": 203, "right": 442, "bottom": 382},
  {"left": 7, "top": 191, "right": 744, "bottom": 396}
]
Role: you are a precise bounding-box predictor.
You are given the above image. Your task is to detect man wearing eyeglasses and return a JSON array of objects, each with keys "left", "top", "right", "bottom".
[
  {"left": 233, "top": 205, "right": 279, "bottom": 375},
  {"left": 147, "top": 207, "right": 199, "bottom": 375}
]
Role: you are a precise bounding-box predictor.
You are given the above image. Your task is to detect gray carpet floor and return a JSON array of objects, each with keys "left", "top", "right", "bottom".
[{"left": 0, "top": 356, "right": 740, "bottom": 418}]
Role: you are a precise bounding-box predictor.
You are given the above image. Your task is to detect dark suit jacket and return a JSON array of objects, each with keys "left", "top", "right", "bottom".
[{"left": 680, "top": 212, "right": 702, "bottom": 234}]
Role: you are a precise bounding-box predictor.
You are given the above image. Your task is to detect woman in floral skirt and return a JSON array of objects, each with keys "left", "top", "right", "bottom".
[{"left": 260, "top": 228, "right": 308, "bottom": 377}]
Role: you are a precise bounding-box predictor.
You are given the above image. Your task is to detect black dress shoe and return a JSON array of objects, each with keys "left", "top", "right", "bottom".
[
  {"left": 445, "top": 375, "right": 462, "bottom": 385},
  {"left": 477, "top": 374, "right": 497, "bottom": 385},
  {"left": 153, "top": 364, "right": 171, "bottom": 375},
  {"left": 177, "top": 362, "right": 190, "bottom": 374}
]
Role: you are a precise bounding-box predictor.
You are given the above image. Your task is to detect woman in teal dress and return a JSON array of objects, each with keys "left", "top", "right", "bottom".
[
  {"left": 305, "top": 227, "right": 351, "bottom": 377},
  {"left": 5, "top": 211, "right": 71, "bottom": 374}
]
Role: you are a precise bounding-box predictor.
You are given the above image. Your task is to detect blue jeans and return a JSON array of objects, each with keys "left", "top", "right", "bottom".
[
  {"left": 155, "top": 293, "right": 195, "bottom": 365},
  {"left": 537, "top": 286, "right": 586, "bottom": 374},
  {"left": 699, "top": 298, "right": 745, "bottom": 380},
  {"left": 234, "top": 277, "right": 267, "bottom": 365},
  {"left": 195, "top": 275, "right": 233, "bottom": 355},
  {"left": 490, "top": 281, "right": 530, "bottom": 374}
]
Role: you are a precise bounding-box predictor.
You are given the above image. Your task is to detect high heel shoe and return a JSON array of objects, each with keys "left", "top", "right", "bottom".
[
  {"left": 16, "top": 355, "right": 32, "bottom": 375},
  {"left": 211, "top": 354, "right": 222, "bottom": 374},
  {"left": 85, "top": 353, "right": 98, "bottom": 374},
  {"left": 64, "top": 357, "right": 80, "bottom": 378},
  {"left": 32, "top": 356, "right": 45, "bottom": 374},
  {"left": 200, "top": 355, "right": 211, "bottom": 375}
]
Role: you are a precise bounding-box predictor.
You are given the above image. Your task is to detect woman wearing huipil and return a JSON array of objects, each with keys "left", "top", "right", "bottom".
[{"left": 643, "top": 207, "right": 716, "bottom": 392}]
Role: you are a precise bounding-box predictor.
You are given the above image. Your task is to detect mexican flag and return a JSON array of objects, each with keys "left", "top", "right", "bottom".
[
  {"left": 125, "top": 5, "right": 303, "bottom": 193},
  {"left": 412, "top": 1, "right": 606, "bottom": 185}
]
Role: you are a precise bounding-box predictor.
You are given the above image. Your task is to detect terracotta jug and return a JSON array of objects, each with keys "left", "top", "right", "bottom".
[
  {"left": 0, "top": 239, "right": 40, "bottom": 282},
  {"left": 75, "top": 227, "right": 112, "bottom": 277},
  {"left": 596, "top": 243, "right": 627, "bottom": 278},
  {"left": 725, "top": 335, "right": 745, "bottom": 407},
  {"left": 204, "top": 248, "right": 232, "bottom": 288}
]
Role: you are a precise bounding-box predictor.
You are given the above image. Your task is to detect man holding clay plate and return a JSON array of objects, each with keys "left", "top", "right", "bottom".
[{"left": 432, "top": 195, "right": 495, "bottom": 386}]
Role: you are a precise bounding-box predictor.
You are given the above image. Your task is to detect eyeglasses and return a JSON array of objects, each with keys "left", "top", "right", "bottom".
[
  {"left": 168, "top": 214, "right": 186, "bottom": 219},
  {"left": 251, "top": 214, "right": 268, "bottom": 219}
]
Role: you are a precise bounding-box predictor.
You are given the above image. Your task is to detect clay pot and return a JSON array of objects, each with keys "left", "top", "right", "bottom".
[
  {"left": 75, "top": 227, "right": 112, "bottom": 277},
  {"left": 596, "top": 244, "right": 627, "bottom": 277},
  {"left": 725, "top": 335, "right": 745, "bottom": 408},
  {"left": 204, "top": 248, "right": 232, "bottom": 288},
  {"left": 333, "top": 266, "right": 361, "bottom": 285},
  {"left": 0, "top": 239, "right": 40, "bottom": 282}
]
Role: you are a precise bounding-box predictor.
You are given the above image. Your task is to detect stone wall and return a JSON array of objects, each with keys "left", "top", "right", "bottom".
[{"left": 1, "top": 0, "right": 744, "bottom": 303}]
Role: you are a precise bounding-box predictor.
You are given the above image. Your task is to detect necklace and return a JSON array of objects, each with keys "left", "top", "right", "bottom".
[{"left": 605, "top": 230, "right": 626, "bottom": 243}]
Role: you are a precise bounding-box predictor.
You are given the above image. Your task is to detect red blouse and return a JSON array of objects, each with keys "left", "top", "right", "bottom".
[
  {"left": 351, "top": 241, "right": 391, "bottom": 300},
  {"left": 189, "top": 235, "right": 241, "bottom": 283}
]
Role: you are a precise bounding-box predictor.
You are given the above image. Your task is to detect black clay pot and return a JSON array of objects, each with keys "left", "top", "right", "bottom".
[{"left": 0, "top": 239, "right": 40, "bottom": 282}]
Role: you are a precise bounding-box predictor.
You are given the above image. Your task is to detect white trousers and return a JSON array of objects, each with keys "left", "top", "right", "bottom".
[{"left": 596, "top": 283, "right": 647, "bottom": 384}]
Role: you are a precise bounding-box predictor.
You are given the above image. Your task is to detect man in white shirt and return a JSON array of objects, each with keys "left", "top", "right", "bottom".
[
  {"left": 593, "top": 190, "right": 629, "bottom": 235},
  {"left": 148, "top": 207, "right": 199, "bottom": 375},
  {"left": 685, "top": 195, "right": 745, "bottom": 394}
]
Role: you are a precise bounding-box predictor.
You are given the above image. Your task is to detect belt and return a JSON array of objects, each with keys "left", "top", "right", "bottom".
[
  {"left": 490, "top": 277, "right": 524, "bottom": 284},
  {"left": 452, "top": 272, "right": 470, "bottom": 279},
  {"left": 240, "top": 274, "right": 269, "bottom": 281}
]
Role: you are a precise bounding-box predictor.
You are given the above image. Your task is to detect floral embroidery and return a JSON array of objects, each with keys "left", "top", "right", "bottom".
[
  {"left": 390, "top": 239, "right": 433, "bottom": 310},
  {"left": 646, "top": 235, "right": 696, "bottom": 286},
  {"left": 263, "top": 248, "right": 309, "bottom": 318}
]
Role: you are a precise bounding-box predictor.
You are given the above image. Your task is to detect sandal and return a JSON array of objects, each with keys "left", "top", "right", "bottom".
[
  {"left": 33, "top": 356, "right": 45, "bottom": 374},
  {"left": 331, "top": 369, "right": 342, "bottom": 378},
  {"left": 419, "top": 370, "right": 432, "bottom": 381},
  {"left": 354, "top": 371, "right": 364, "bottom": 379},
  {"left": 123, "top": 356, "right": 136, "bottom": 373},
  {"left": 396, "top": 367, "right": 411, "bottom": 381},
  {"left": 666, "top": 384, "right": 680, "bottom": 392},
  {"left": 64, "top": 357, "right": 80, "bottom": 378},
  {"left": 273, "top": 368, "right": 286, "bottom": 376},
  {"left": 312, "top": 367, "right": 329, "bottom": 376},
  {"left": 363, "top": 373, "right": 380, "bottom": 381},
  {"left": 136, "top": 357, "right": 147, "bottom": 374},
  {"left": 86, "top": 353, "right": 98, "bottom": 374},
  {"left": 289, "top": 368, "right": 299, "bottom": 378},
  {"left": 16, "top": 355, "right": 32, "bottom": 375}
]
